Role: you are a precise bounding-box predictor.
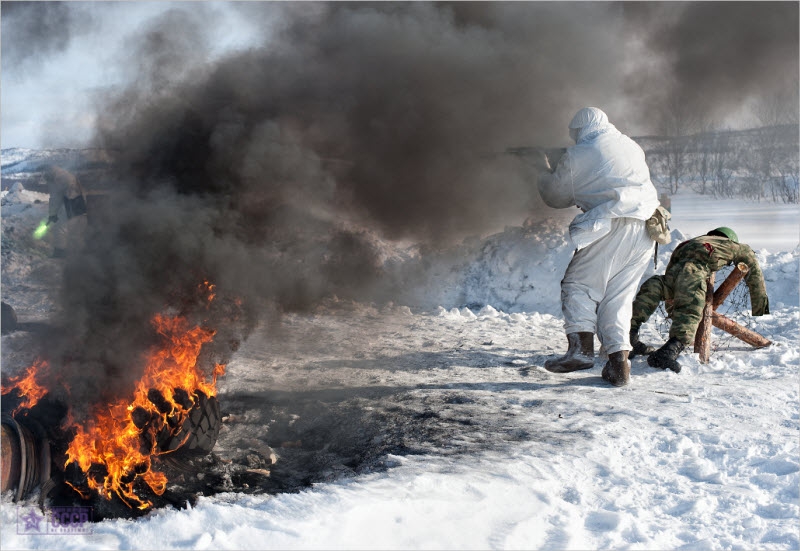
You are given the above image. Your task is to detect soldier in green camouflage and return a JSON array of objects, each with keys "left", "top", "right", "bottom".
[{"left": 628, "top": 227, "right": 770, "bottom": 373}]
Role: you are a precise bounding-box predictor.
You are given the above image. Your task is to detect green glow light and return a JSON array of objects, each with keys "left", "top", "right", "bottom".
[{"left": 33, "top": 219, "right": 49, "bottom": 239}]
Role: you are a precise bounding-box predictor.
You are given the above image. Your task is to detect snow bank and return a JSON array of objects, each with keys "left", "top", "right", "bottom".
[
  {"left": 457, "top": 220, "right": 571, "bottom": 315},
  {"left": 395, "top": 220, "right": 798, "bottom": 316},
  {"left": 388, "top": 218, "right": 572, "bottom": 315},
  {"left": 1, "top": 182, "right": 49, "bottom": 214}
]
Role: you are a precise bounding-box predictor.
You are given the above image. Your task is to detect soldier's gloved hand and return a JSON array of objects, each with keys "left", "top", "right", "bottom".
[
  {"left": 539, "top": 150, "right": 553, "bottom": 173},
  {"left": 47, "top": 215, "right": 58, "bottom": 225},
  {"left": 753, "top": 297, "right": 769, "bottom": 316}
]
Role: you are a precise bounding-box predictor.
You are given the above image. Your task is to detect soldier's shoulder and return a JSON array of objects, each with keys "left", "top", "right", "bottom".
[
  {"left": 702, "top": 235, "right": 732, "bottom": 246},
  {"left": 684, "top": 234, "right": 711, "bottom": 245}
]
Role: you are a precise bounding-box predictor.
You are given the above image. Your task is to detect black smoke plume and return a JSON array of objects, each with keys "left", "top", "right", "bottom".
[
  {"left": 20, "top": 2, "right": 798, "bottom": 419},
  {"left": 623, "top": 1, "right": 799, "bottom": 125},
  {"left": 0, "top": 1, "right": 91, "bottom": 70}
]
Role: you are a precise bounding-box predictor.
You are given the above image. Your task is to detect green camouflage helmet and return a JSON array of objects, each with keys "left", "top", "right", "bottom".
[{"left": 707, "top": 227, "right": 739, "bottom": 243}]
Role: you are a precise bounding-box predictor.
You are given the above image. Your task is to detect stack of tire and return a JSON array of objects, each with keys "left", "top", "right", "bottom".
[
  {"left": 156, "top": 391, "right": 222, "bottom": 458},
  {"left": 1, "top": 414, "right": 50, "bottom": 501}
]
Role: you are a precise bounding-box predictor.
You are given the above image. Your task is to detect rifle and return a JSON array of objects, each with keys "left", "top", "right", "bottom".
[{"left": 504, "top": 146, "right": 566, "bottom": 173}]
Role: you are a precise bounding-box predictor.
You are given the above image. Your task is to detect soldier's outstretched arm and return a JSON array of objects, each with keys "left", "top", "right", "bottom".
[
  {"left": 536, "top": 152, "right": 574, "bottom": 209},
  {"left": 736, "top": 244, "right": 769, "bottom": 316}
]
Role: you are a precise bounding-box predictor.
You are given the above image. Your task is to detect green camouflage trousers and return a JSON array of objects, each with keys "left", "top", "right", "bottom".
[{"left": 630, "top": 259, "right": 711, "bottom": 345}]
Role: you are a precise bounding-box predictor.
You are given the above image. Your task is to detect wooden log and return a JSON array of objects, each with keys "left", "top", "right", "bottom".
[
  {"left": 712, "top": 312, "right": 772, "bottom": 349},
  {"left": 713, "top": 262, "right": 749, "bottom": 308},
  {"left": 694, "top": 273, "right": 715, "bottom": 363}
]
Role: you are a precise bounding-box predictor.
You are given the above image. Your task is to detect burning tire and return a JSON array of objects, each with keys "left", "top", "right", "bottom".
[
  {"left": 1, "top": 414, "right": 51, "bottom": 501},
  {"left": 156, "top": 392, "right": 221, "bottom": 458}
]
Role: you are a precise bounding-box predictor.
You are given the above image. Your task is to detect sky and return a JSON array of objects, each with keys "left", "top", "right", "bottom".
[
  {"left": 1, "top": 1, "right": 268, "bottom": 148},
  {"left": 1, "top": 1, "right": 798, "bottom": 150}
]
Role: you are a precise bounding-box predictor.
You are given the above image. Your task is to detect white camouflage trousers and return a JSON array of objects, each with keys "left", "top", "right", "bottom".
[{"left": 560, "top": 217, "right": 654, "bottom": 354}]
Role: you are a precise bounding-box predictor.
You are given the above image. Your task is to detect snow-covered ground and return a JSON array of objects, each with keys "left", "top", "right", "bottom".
[{"left": 2, "top": 182, "right": 798, "bottom": 550}]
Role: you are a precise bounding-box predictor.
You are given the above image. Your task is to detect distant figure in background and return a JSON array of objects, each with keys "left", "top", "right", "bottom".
[
  {"left": 44, "top": 165, "right": 88, "bottom": 258},
  {"left": 630, "top": 227, "right": 769, "bottom": 373},
  {"left": 536, "top": 107, "right": 660, "bottom": 387}
]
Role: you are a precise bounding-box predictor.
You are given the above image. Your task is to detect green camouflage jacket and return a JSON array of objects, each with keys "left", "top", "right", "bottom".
[{"left": 666, "top": 235, "right": 770, "bottom": 316}]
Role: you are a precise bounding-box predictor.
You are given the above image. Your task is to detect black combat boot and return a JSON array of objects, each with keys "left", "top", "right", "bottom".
[
  {"left": 602, "top": 350, "right": 630, "bottom": 387},
  {"left": 647, "top": 337, "right": 685, "bottom": 373},
  {"left": 629, "top": 328, "right": 656, "bottom": 359},
  {"left": 544, "top": 332, "right": 594, "bottom": 373}
]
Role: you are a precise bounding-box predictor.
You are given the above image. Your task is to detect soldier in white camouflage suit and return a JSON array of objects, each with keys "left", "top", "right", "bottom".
[{"left": 536, "top": 107, "right": 660, "bottom": 387}]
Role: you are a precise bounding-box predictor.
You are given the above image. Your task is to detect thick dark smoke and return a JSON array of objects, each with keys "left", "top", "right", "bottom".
[
  {"left": 29, "top": 2, "right": 616, "bottom": 417},
  {"left": 0, "top": 1, "right": 91, "bottom": 70},
  {"left": 20, "top": 2, "right": 798, "bottom": 420},
  {"left": 99, "top": 2, "right": 624, "bottom": 240},
  {"left": 624, "top": 1, "right": 799, "bottom": 126}
]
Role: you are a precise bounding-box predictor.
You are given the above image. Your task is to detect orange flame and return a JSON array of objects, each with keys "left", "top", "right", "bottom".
[
  {"left": 199, "top": 280, "right": 216, "bottom": 305},
  {"left": 2, "top": 359, "right": 49, "bottom": 415},
  {"left": 65, "top": 313, "right": 226, "bottom": 509}
]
